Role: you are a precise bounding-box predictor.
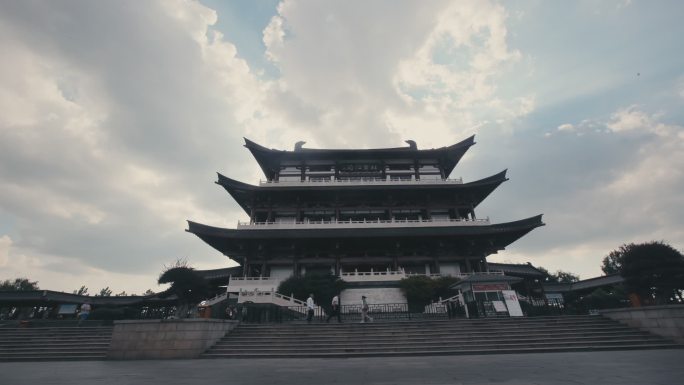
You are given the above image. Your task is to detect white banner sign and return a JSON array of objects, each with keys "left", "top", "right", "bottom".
[
  {"left": 492, "top": 300, "right": 507, "bottom": 312},
  {"left": 502, "top": 290, "right": 524, "bottom": 317}
]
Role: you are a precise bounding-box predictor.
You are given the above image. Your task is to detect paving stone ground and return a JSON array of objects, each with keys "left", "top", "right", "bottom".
[{"left": 1, "top": 349, "right": 683, "bottom": 385}]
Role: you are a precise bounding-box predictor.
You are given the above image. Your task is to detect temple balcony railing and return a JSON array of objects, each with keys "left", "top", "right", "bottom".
[
  {"left": 226, "top": 276, "right": 284, "bottom": 293},
  {"left": 339, "top": 269, "right": 504, "bottom": 283},
  {"left": 226, "top": 270, "right": 505, "bottom": 290},
  {"left": 237, "top": 217, "right": 490, "bottom": 230},
  {"left": 258, "top": 177, "right": 463, "bottom": 187}
]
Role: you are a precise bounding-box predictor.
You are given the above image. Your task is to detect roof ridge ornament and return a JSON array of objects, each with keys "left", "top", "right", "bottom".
[
  {"left": 405, "top": 140, "right": 417, "bottom": 150},
  {"left": 294, "top": 141, "right": 306, "bottom": 151}
]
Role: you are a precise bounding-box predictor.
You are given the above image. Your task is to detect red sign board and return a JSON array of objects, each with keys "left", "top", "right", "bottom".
[{"left": 472, "top": 283, "right": 509, "bottom": 291}]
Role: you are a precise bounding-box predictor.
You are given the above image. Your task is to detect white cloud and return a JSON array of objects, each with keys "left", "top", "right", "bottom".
[
  {"left": 260, "top": 0, "right": 533, "bottom": 150},
  {"left": 607, "top": 105, "right": 656, "bottom": 132},
  {"left": 557, "top": 123, "right": 575, "bottom": 132},
  {"left": 0, "top": 0, "right": 262, "bottom": 290},
  {"left": 0, "top": 235, "right": 11, "bottom": 267}
]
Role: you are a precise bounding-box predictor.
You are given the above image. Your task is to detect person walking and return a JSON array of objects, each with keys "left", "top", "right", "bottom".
[
  {"left": 360, "top": 295, "right": 373, "bottom": 323},
  {"left": 78, "top": 300, "right": 91, "bottom": 326},
  {"left": 225, "top": 305, "right": 235, "bottom": 320},
  {"left": 326, "top": 293, "right": 341, "bottom": 323},
  {"left": 306, "top": 293, "right": 315, "bottom": 323}
]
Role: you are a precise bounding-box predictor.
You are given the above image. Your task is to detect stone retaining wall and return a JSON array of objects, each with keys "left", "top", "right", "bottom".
[
  {"left": 108, "top": 318, "right": 239, "bottom": 359},
  {"left": 601, "top": 305, "right": 684, "bottom": 343}
]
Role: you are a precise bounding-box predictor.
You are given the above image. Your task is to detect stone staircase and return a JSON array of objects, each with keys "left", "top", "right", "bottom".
[
  {"left": 0, "top": 324, "right": 113, "bottom": 361},
  {"left": 202, "top": 315, "right": 682, "bottom": 358}
]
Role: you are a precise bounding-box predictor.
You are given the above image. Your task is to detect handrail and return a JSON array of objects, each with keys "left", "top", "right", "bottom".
[
  {"left": 238, "top": 289, "right": 308, "bottom": 307},
  {"left": 199, "top": 292, "right": 228, "bottom": 307}
]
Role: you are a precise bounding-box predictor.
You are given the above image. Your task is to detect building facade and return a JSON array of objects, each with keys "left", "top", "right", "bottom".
[{"left": 188, "top": 137, "right": 544, "bottom": 304}]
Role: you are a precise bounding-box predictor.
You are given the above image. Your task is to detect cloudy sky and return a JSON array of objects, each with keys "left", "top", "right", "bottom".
[{"left": 1, "top": 0, "right": 683, "bottom": 294}]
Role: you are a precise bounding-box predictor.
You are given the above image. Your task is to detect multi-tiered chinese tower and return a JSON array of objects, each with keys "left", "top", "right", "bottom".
[{"left": 188, "top": 137, "right": 544, "bottom": 304}]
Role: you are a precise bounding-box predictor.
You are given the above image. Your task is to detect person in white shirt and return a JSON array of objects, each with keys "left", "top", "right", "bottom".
[
  {"left": 326, "top": 294, "right": 341, "bottom": 323},
  {"left": 78, "top": 301, "right": 91, "bottom": 326},
  {"left": 306, "top": 293, "right": 315, "bottom": 323}
]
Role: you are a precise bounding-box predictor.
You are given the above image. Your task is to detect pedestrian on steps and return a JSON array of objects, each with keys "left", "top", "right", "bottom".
[
  {"left": 306, "top": 293, "right": 315, "bottom": 323},
  {"left": 360, "top": 295, "right": 373, "bottom": 323},
  {"left": 78, "top": 300, "right": 91, "bottom": 326},
  {"left": 326, "top": 293, "right": 341, "bottom": 323}
]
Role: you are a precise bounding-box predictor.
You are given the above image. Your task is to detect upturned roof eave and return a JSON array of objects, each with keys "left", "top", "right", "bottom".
[
  {"left": 243, "top": 135, "right": 476, "bottom": 179},
  {"left": 216, "top": 169, "right": 508, "bottom": 215},
  {"left": 186, "top": 214, "right": 544, "bottom": 241}
]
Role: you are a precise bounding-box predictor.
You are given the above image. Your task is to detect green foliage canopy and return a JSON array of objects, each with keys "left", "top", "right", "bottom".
[
  {"left": 601, "top": 246, "right": 626, "bottom": 275},
  {"left": 0, "top": 278, "right": 38, "bottom": 291},
  {"left": 615, "top": 241, "right": 684, "bottom": 304},
  {"left": 398, "top": 276, "right": 459, "bottom": 312},
  {"left": 96, "top": 287, "right": 112, "bottom": 297},
  {"left": 276, "top": 273, "right": 346, "bottom": 311},
  {"left": 158, "top": 266, "right": 210, "bottom": 304},
  {"left": 537, "top": 267, "right": 580, "bottom": 283},
  {"left": 73, "top": 286, "right": 88, "bottom": 296}
]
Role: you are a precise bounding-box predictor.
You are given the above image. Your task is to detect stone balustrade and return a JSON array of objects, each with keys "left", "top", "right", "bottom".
[{"left": 227, "top": 276, "right": 282, "bottom": 293}]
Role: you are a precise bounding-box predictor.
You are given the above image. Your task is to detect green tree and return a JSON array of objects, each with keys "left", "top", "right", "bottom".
[
  {"left": 554, "top": 271, "right": 580, "bottom": 283},
  {"left": 537, "top": 267, "right": 580, "bottom": 283},
  {"left": 158, "top": 259, "right": 210, "bottom": 318},
  {"left": 277, "top": 273, "right": 346, "bottom": 311},
  {"left": 616, "top": 241, "right": 684, "bottom": 304},
  {"left": 601, "top": 246, "right": 627, "bottom": 275},
  {"left": 0, "top": 278, "right": 39, "bottom": 291},
  {"left": 580, "top": 287, "right": 629, "bottom": 310},
  {"left": 73, "top": 285, "right": 88, "bottom": 295},
  {"left": 398, "top": 276, "right": 459, "bottom": 313},
  {"left": 96, "top": 287, "right": 112, "bottom": 297}
]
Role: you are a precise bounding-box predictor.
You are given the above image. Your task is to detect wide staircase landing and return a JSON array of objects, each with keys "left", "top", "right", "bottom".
[
  {"left": 202, "top": 315, "right": 682, "bottom": 359},
  {"left": 0, "top": 324, "right": 113, "bottom": 361}
]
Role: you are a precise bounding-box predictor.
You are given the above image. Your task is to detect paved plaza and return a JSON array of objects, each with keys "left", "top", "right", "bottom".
[{"left": 1, "top": 349, "right": 683, "bottom": 385}]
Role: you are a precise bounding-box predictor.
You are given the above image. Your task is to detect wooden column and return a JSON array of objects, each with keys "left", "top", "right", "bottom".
[{"left": 335, "top": 254, "right": 341, "bottom": 276}]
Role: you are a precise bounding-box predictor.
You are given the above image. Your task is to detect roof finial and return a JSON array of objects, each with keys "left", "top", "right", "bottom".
[
  {"left": 405, "top": 140, "right": 417, "bottom": 150},
  {"left": 294, "top": 141, "right": 306, "bottom": 151}
]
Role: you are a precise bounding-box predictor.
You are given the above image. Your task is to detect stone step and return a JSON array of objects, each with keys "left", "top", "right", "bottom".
[
  {"left": 202, "top": 315, "right": 681, "bottom": 359},
  {"left": 0, "top": 326, "right": 113, "bottom": 362},
  {"left": 237, "top": 317, "right": 614, "bottom": 327},
  {"left": 0, "top": 347, "right": 111, "bottom": 354},
  {"left": 215, "top": 333, "right": 661, "bottom": 347},
  {"left": 235, "top": 321, "right": 620, "bottom": 332},
  {"left": 0, "top": 342, "right": 111, "bottom": 349},
  {"left": 0, "top": 330, "right": 112, "bottom": 334},
  {"left": 219, "top": 329, "right": 649, "bottom": 343},
  {"left": 202, "top": 343, "right": 682, "bottom": 359},
  {"left": 0, "top": 329, "right": 112, "bottom": 333},
  {"left": 225, "top": 325, "right": 634, "bottom": 338},
  {"left": 212, "top": 336, "right": 669, "bottom": 351},
  {"left": 209, "top": 337, "right": 675, "bottom": 352},
  {"left": 0, "top": 335, "right": 112, "bottom": 346},
  {"left": 0, "top": 354, "right": 108, "bottom": 362}
]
